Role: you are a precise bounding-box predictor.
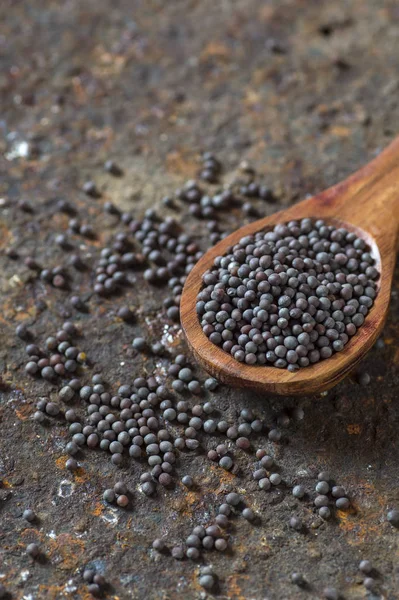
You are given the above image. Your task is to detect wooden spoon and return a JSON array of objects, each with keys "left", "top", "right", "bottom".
[{"left": 180, "top": 136, "right": 399, "bottom": 395}]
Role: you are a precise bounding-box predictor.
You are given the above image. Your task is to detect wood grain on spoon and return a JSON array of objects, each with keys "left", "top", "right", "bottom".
[{"left": 181, "top": 136, "right": 399, "bottom": 395}]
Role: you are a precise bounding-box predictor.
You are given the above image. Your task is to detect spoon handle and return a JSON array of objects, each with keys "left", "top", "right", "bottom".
[{"left": 307, "top": 136, "right": 399, "bottom": 248}]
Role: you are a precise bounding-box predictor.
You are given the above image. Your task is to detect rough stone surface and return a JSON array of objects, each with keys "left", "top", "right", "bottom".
[{"left": 0, "top": 1, "right": 398, "bottom": 599}]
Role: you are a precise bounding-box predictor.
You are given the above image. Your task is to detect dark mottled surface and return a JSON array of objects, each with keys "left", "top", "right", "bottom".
[{"left": 0, "top": 1, "right": 398, "bottom": 598}]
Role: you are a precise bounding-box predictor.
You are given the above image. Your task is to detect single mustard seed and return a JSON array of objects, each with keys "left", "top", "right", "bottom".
[
  {"left": 291, "top": 573, "right": 306, "bottom": 587},
  {"left": 363, "top": 577, "right": 376, "bottom": 590},
  {"left": 199, "top": 574, "right": 215, "bottom": 590},
  {"left": 269, "top": 473, "right": 282, "bottom": 485},
  {"left": 66, "top": 458, "right": 78, "bottom": 471},
  {"left": 226, "top": 492, "right": 241, "bottom": 506},
  {"left": 259, "top": 478, "right": 271, "bottom": 490},
  {"left": 152, "top": 539, "right": 166, "bottom": 552},
  {"left": 289, "top": 516, "right": 302, "bottom": 531},
  {"left": 323, "top": 588, "right": 340, "bottom": 600},
  {"left": 292, "top": 485, "right": 305, "bottom": 498},
  {"left": 182, "top": 475, "right": 194, "bottom": 488},
  {"left": 242, "top": 508, "right": 255, "bottom": 522},
  {"left": 26, "top": 543, "right": 40, "bottom": 558},
  {"left": 319, "top": 506, "right": 331, "bottom": 520},
  {"left": 23, "top": 509, "right": 36, "bottom": 522},
  {"left": 316, "top": 480, "right": 330, "bottom": 494},
  {"left": 359, "top": 560, "right": 373, "bottom": 574},
  {"left": 335, "top": 497, "right": 350, "bottom": 510},
  {"left": 387, "top": 508, "right": 399, "bottom": 527}
]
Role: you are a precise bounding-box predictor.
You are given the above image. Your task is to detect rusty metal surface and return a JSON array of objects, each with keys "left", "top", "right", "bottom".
[{"left": 0, "top": 0, "right": 399, "bottom": 598}]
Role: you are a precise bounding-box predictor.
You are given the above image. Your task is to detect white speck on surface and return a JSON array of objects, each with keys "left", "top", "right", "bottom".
[
  {"left": 120, "top": 573, "right": 137, "bottom": 585},
  {"left": 154, "top": 360, "right": 167, "bottom": 377},
  {"left": 160, "top": 323, "right": 183, "bottom": 349},
  {"left": 47, "top": 530, "right": 57, "bottom": 539},
  {"left": 54, "top": 439, "right": 67, "bottom": 451},
  {"left": 120, "top": 362, "right": 125, "bottom": 366},
  {"left": 296, "top": 469, "right": 310, "bottom": 477},
  {"left": 8, "top": 274, "right": 23, "bottom": 288},
  {"left": 65, "top": 580, "right": 78, "bottom": 592},
  {"left": 5, "top": 133, "right": 30, "bottom": 160},
  {"left": 58, "top": 480, "right": 75, "bottom": 497},
  {"left": 22, "top": 595, "right": 34, "bottom": 600},
  {"left": 162, "top": 331, "right": 175, "bottom": 346},
  {"left": 20, "top": 569, "right": 30, "bottom": 582},
  {"left": 101, "top": 508, "right": 119, "bottom": 525}
]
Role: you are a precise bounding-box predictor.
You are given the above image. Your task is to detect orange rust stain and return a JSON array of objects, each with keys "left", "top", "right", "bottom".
[
  {"left": 165, "top": 150, "right": 197, "bottom": 177},
  {"left": 19, "top": 528, "right": 46, "bottom": 545},
  {"left": 92, "top": 46, "right": 127, "bottom": 77},
  {"left": 200, "top": 41, "right": 230, "bottom": 62},
  {"left": 251, "top": 68, "right": 270, "bottom": 87},
  {"left": 15, "top": 405, "right": 32, "bottom": 421},
  {"left": 208, "top": 464, "right": 236, "bottom": 490},
  {"left": 116, "top": 534, "right": 132, "bottom": 550},
  {"left": 72, "top": 76, "right": 88, "bottom": 104},
  {"left": 330, "top": 125, "right": 351, "bottom": 137},
  {"left": 74, "top": 467, "right": 88, "bottom": 483},
  {"left": 0, "top": 221, "right": 11, "bottom": 249},
  {"left": 2, "top": 370, "right": 18, "bottom": 386},
  {"left": 37, "top": 584, "right": 67, "bottom": 600},
  {"left": 48, "top": 533, "right": 86, "bottom": 570},
  {"left": 14, "top": 308, "right": 35, "bottom": 321},
  {"left": 172, "top": 493, "right": 202, "bottom": 517},
  {"left": 92, "top": 502, "right": 104, "bottom": 517},
  {"left": 177, "top": 488, "right": 198, "bottom": 508},
  {"left": 347, "top": 424, "right": 361, "bottom": 434},
  {"left": 38, "top": 584, "right": 94, "bottom": 600},
  {"left": 358, "top": 481, "right": 376, "bottom": 493},
  {"left": 190, "top": 567, "right": 208, "bottom": 593},
  {"left": 55, "top": 456, "right": 87, "bottom": 482},
  {"left": 225, "top": 574, "right": 250, "bottom": 600},
  {"left": 337, "top": 509, "right": 380, "bottom": 545},
  {"left": 393, "top": 347, "right": 399, "bottom": 365},
  {"left": 186, "top": 491, "right": 199, "bottom": 505},
  {"left": 2, "top": 297, "right": 37, "bottom": 322},
  {"left": 244, "top": 88, "right": 262, "bottom": 107},
  {"left": 55, "top": 455, "right": 68, "bottom": 469},
  {"left": 258, "top": 5, "right": 275, "bottom": 21},
  {"left": 337, "top": 510, "right": 354, "bottom": 527},
  {"left": 0, "top": 314, "right": 11, "bottom": 328},
  {"left": 1, "top": 479, "right": 12, "bottom": 488},
  {"left": 0, "top": 567, "right": 20, "bottom": 594},
  {"left": 317, "top": 104, "right": 334, "bottom": 115}
]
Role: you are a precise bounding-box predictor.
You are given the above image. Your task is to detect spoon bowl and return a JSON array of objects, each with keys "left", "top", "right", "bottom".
[{"left": 181, "top": 137, "right": 399, "bottom": 395}]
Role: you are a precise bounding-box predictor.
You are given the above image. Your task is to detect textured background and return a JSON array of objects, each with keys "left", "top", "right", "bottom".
[{"left": 0, "top": 1, "right": 398, "bottom": 598}]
